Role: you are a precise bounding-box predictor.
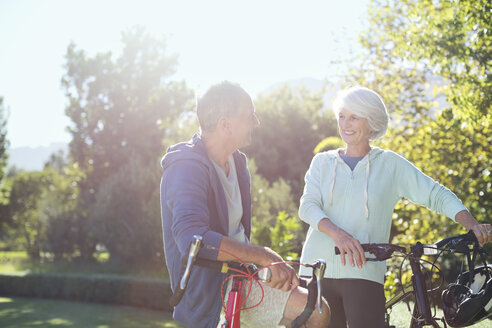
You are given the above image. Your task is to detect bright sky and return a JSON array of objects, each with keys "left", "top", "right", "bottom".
[{"left": 0, "top": 0, "right": 370, "bottom": 148}]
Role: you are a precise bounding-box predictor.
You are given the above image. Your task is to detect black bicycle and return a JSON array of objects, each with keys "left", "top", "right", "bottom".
[
  {"left": 335, "top": 230, "right": 490, "bottom": 328},
  {"left": 170, "top": 235, "right": 327, "bottom": 328}
]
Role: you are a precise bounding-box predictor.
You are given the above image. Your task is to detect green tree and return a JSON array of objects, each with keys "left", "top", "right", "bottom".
[
  {"left": 0, "top": 97, "right": 9, "bottom": 205},
  {"left": 343, "top": 0, "right": 491, "bottom": 296},
  {"left": 91, "top": 155, "right": 162, "bottom": 265},
  {"left": 6, "top": 171, "right": 48, "bottom": 258},
  {"left": 61, "top": 26, "right": 193, "bottom": 260},
  {"left": 246, "top": 85, "right": 338, "bottom": 201},
  {"left": 249, "top": 160, "right": 303, "bottom": 259},
  {"left": 4, "top": 167, "right": 82, "bottom": 259}
]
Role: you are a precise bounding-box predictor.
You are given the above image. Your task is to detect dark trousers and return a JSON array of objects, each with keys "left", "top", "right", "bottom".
[{"left": 322, "top": 278, "right": 385, "bottom": 328}]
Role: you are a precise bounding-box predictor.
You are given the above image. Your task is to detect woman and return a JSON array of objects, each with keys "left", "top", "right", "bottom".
[{"left": 298, "top": 86, "right": 492, "bottom": 328}]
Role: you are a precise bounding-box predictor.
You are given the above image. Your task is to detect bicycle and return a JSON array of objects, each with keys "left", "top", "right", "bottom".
[
  {"left": 170, "top": 235, "right": 327, "bottom": 328},
  {"left": 335, "top": 230, "right": 490, "bottom": 328}
]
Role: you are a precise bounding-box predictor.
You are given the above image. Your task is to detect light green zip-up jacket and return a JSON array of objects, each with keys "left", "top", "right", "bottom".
[{"left": 298, "top": 147, "right": 467, "bottom": 284}]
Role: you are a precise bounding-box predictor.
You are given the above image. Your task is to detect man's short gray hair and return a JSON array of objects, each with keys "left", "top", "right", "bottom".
[
  {"left": 197, "top": 81, "right": 251, "bottom": 133},
  {"left": 332, "top": 86, "right": 389, "bottom": 140}
]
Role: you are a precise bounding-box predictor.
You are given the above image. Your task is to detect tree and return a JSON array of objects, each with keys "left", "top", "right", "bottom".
[
  {"left": 343, "top": 0, "right": 492, "bottom": 296},
  {"left": 345, "top": 0, "right": 491, "bottom": 237},
  {"left": 91, "top": 155, "right": 162, "bottom": 265},
  {"left": 0, "top": 97, "right": 9, "bottom": 205},
  {"left": 245, "top": 85, "right": 338, "bottom": 201},
  {"left": 61, "top": 26, "right": 193, "bottom": 260}
]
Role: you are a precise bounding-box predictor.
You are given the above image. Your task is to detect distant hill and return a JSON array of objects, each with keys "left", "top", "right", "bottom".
[{"left": 8, "top": 142, "right": 68, "bottom": 171}]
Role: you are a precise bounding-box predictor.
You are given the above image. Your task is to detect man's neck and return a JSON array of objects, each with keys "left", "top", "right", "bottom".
[{"left": 201, "top": 132, "right": 235, "bottom": 174}]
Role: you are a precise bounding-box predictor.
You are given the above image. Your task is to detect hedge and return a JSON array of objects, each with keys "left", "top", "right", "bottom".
[{"left": 0, "top": 273, "right": 173, "bottom": 311}]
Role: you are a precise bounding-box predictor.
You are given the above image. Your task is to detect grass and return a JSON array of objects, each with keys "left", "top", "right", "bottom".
[
  {"left": 0, "top": 296, "right": 184, "bottom": 328},
  {"left": 0, "top": 251, "right": 168, "bottom": 278},
  {"left": 388, "top": 301, "right": 491, "bottom": 328},
  {"left": 1, "top": 297, "right": 490, "bottom": 328}
]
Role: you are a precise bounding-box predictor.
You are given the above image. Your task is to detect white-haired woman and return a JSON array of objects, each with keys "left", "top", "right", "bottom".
[{"left": 298, "top": 86, "right": 492, "bottom": 327}]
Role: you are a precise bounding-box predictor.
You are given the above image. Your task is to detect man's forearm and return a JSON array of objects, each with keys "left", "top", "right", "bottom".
[{"left": 216, "top": 236, "right": 279, "bottom": 267}]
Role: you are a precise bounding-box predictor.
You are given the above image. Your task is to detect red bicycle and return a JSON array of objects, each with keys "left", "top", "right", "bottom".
[{"left": 170, "top": 235, "right": 326, "bottom": 328}]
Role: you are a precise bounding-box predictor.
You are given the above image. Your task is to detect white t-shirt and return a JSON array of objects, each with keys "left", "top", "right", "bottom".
[{"left": 210, "top": 155, "right": 248, "bottom": 244}]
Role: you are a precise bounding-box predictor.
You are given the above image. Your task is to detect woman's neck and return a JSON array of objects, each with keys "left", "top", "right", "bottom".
[{"left": 343, "top": 143, "right": 371, "bottom": 157}]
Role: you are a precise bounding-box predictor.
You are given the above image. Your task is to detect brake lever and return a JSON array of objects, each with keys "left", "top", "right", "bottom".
[
  {"left": 314, "top": 260, "right": 326, "bottom": 313},
  {"left": 169, "top": 235, "right": 202, "bottom": 307}
]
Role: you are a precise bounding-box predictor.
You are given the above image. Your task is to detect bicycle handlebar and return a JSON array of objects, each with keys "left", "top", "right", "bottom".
[
  {"left": 170, "top": 235, "right": 326, "bottom": 328},
  {"left": 334, "top": 230, "right": 478, "bottom": 261}
]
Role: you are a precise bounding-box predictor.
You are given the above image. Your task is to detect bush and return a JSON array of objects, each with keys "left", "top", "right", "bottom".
[{"left": 0, "top": 273, "right": 173, "bottom": 311}]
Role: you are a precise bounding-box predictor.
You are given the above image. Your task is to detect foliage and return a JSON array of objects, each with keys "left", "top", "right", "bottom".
[
  {"left": 346, "top": 0, "right": 492, "bottom": 298},
  {"left": 4, "top": 166, "right": 82, "bottom": 260},
  {"left": 252, "top": 211, "right": 302, "bottom": 260},
  {"left": 0, "top": 97, "right": 9, "bottom": 206},
  {"left": 5, "top": 171, "right": 48, "bottom": 258},
  {"left": 245, "top": 85, "right": 338, "bottom": 201},
  {"left": 61, "top": 26, "right": 193, "bottom": 260},
  {"left": 91, "top": 156, "right": 163, "bottom": 265},
  {"left": 314, "top": 136, "right": 344, "bottom": 154},
  {"left": 249, "top": 160, "right": 304, "bottom": 259}
]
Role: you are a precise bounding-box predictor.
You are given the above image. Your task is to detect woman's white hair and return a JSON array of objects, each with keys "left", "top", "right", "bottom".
[{"left": 332, "top": 86, "right": 389, "bottom": 140}]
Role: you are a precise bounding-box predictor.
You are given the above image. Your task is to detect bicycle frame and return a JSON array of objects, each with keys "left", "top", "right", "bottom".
[
  {"left": 385, "top": 243, "right": 441, "bottom": 328},
  {"left": 335, "top": 230, "right": 482, "bottom": 328}
]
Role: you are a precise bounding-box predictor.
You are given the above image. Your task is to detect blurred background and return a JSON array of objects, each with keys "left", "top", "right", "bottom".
[{"left": 0, "top": 0, "right": 490, "bottom": 326}]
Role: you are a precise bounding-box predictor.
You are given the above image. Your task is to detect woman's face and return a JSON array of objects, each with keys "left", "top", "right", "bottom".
[{"left": 337, "top": 108, "right": 372, "bottom": 147}]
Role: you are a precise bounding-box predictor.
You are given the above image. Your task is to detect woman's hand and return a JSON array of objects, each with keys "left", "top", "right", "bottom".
[
  {"left": 331, "top": 229, "right": 366, "bottom": 269},
  {"left": 455, "top": 210, "right": 492, "bottom": 246},
  {"left": 470, "top": 223, "right": 492, "bottom": 246},
  {"left": 318, "top": 218, "right": 366, "bottom": 269}
]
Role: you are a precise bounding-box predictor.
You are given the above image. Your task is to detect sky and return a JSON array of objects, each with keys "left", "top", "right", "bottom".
[{"left": 0, "top": 0, "right": 370, "bottom": 148}]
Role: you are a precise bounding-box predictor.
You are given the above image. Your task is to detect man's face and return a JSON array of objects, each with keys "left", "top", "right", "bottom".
[{"left": 228, "top": 98, "right": 260, "bottom": 149}]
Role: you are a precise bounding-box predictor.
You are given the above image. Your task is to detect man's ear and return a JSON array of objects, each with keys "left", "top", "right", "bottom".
[{"left": 217, "top": 116, "right": 231, "bottom": 134}]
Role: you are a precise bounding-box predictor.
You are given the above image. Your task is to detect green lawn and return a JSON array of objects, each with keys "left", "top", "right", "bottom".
[
  {"left": 388, "top": 301, "right": 491, "bottom": 328},
  {"left": 0, "top": 297, "right": 184, "bottom": 328}
]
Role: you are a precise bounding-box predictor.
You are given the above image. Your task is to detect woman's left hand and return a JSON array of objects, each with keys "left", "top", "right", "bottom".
[{"left": 471, "top": 223, "right": 492, "bottom": 246}]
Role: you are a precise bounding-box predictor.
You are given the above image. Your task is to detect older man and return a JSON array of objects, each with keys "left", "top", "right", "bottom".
[{"left": 161, "top": 81, "right": 329, "bottom": 327}]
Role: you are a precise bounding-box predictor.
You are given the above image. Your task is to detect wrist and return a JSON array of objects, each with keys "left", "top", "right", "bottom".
[{"left": 318, "top": 217, "right": 339, "bottom": 239}]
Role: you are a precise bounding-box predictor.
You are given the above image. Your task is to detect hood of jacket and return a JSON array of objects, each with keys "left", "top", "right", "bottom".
[{"left": 161, "top": 133, "right": 211, "bottom": 171}]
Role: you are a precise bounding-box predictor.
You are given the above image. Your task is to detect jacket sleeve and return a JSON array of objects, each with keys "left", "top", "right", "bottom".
[
  {"left": 161, "top": 160, "right": 222, "bottom": 260},
  {"left": 299, "top": 154, "right": 329, "bottom": 231},
  {"left": 394, "top": 153, "right": 466, "bottom": 221}
]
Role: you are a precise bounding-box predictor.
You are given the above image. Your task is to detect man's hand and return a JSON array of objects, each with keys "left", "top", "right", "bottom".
[
  {"left": 260, "top": 247, "right": 299, "bottom": 292},
  {"left": 217, "top": 237, "right": 299, "bottom": 291}
]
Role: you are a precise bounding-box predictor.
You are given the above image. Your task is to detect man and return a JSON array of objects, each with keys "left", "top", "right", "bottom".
[{"left": 161, "top": 81, "right": 329, "bottom": 327}]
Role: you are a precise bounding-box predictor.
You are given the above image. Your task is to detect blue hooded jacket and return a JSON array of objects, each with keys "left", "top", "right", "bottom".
[{"left": 160, "top": 133, "right": 252, "bottom": 327}]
